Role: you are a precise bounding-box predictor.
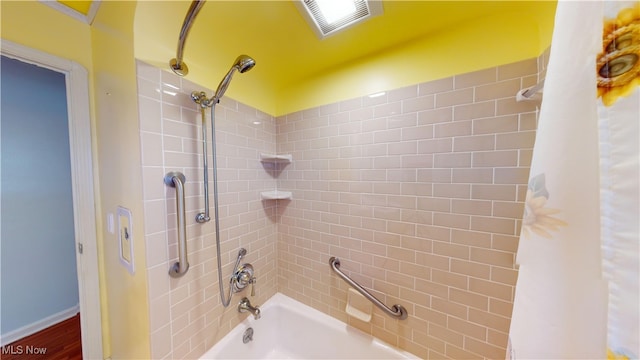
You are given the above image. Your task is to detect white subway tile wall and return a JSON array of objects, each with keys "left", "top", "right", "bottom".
[
  {"left": 138, "top": 49, "right": 546, "bottom": 359},
  {"left": 137, "top": 61, "right": 278, "bottom": 359},
  {"left": 276, "top": 54, "right": 545, "bottom": 359}
]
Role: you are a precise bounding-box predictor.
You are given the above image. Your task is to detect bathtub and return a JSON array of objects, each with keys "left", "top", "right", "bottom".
[{"left": 201, "top": 293, "right": 418, "bottom": 359}]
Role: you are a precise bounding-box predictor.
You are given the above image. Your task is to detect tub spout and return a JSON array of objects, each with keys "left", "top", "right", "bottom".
[{"left": 238, "top": 297, "right": 261, "bottom": 320}]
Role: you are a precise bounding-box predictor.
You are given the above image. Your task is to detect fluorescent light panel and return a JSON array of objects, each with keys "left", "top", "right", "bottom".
[
  {"left": 315, "top": 0, "right": 357, "bottom": 24},
  {"left": 295, "top": 0, "right": 383, "bottom": 39}
]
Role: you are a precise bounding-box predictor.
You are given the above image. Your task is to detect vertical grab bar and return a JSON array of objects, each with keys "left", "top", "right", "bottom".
[
  {"left": 191, "top": 92, "right": 212, "bottom": 223},
  {"left": 165, "top": 172, "right": 189, "bottom": 277}
]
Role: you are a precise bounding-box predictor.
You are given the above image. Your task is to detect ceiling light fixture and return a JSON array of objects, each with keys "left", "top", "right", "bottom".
[
  {"left": 295, "top": 0, "right": 383, "bottom": 39},
  {"left": 315, "top": 0, "right": 357, "bottom": 24}
]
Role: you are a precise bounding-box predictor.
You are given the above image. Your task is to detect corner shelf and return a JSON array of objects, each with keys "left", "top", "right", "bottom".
[
  {"left": 260, "top": 190, "right": 293, "bottom": 200},
  {"left": 260, "top": 153, "right": 292, "bottom": 164},
  {"left": 260, "top": 153, "right": 292, "bottom": 201}
]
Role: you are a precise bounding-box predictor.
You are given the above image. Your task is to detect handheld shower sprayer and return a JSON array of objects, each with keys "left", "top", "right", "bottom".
[
  {"left": 212, "top": 55, "right": 256, "bottom": 103},
  {"left": 191, "top": 55, "right": 256, "bottom": 107},
  {"left": 192, "top": 56, "right": 256, "bottom": 308},
  {"left": 173, "top": 0, "right": 258, "bottom": 309},
  {"left": 193, "top": 55, "right": 256, "bottom": 224}
]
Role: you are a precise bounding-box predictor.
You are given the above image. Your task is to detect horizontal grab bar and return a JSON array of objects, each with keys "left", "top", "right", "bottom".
[
  {"left": 165, "top": 171, "right": 189, "bottom": 277},
  {"left": 329, "top": 257, "right": 407, "bottom": 320}
]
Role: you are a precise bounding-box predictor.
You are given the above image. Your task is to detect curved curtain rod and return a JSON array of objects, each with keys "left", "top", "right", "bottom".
[
  {"left": 169, "top": 0, "right": 206, "bottom": 76},
  {"left": 516, "top": 79, "right": 545, "bottom": 102}
]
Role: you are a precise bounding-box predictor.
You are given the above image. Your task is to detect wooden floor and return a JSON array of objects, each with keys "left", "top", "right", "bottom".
[{"left": 1, "top": 313, "right": 82, "bottom": 360}]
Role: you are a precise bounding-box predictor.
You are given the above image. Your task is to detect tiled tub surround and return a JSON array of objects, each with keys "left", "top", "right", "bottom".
[
  {"left": 137, "top": 53, "right": 543, "bottom": 359},
  {"left": 276, "top": 57, "right": 543, "bottom": 359},
  {"left": 137, "top": 61, "right": 279, "bottom": 359}
]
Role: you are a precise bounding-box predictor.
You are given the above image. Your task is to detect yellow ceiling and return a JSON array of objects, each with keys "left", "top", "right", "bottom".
[
  {"left": 133, "top": 1, "right": 556, "bottom": 115},
  {"left": 205, "top": 1, "right": 550, "bottom": 91},
  {"left": 57, "top": 0, "right": 92, "bottom": 15},
  {"left": 49, "top": 0, "right": 556, "bottom": 115}
]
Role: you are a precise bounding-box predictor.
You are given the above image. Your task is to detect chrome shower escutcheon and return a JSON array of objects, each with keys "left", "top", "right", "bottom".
[{"left": 232, "top": 263, "right": 256, "bottom": 296}]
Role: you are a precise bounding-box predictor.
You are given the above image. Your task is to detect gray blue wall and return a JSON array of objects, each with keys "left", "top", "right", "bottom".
[{"left": 1, "top": 55, "right": 79, "bottom": 336}]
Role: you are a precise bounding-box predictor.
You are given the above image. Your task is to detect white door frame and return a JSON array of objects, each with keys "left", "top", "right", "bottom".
[{"left": 1, "top": 40, "right": 104, "bottom": 360}]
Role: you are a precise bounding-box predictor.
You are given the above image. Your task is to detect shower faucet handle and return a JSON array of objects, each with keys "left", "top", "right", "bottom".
[
  {"left": 232, "top": 263, "right": 255, "bottom": 294},
  {"left": 250, "top": 276, "right": 256, "bottom": 296}
]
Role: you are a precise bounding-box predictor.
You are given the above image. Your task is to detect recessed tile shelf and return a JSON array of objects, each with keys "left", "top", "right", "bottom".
[
  {"left": 260, "top": 153, "right": 292, "bottom": 163},
  {"left": 260, "top": 190, "right": 293, "bottom": 200}
]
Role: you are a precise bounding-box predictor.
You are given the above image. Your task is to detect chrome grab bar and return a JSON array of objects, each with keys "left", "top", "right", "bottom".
[
  {"left": 165, "top": 172, "right": 189, "bottom": 277},
  {"left": 192, "top": 92, "right": 211, "bottom": 223},
  {"left": 329, "top": 257, "right": 408, "bottom": 320}
]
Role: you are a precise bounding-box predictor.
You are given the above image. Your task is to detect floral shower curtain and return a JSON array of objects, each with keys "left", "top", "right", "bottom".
[
  {"left": 599, "top": 2, "right": 639, "bottom": 358},
  {"left": 508, "top": 1, "right": 639, "bottom": 359}
]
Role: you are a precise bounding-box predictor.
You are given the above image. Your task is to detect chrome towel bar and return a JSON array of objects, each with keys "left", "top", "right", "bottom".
[
  {"left": 329, "top": 257, "right": 408, "bottom": 320},
  {"left": 165, "top": 172, "right": 189, "bottom": 277}
]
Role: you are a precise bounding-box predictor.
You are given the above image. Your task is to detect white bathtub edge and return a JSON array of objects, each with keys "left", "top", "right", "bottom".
[{"left": 200, "top": 292, "right": 419, "bottom": 359}]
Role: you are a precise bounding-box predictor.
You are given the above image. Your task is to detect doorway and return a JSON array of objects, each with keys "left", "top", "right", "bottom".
[
  {"left": 1, "top": 53, "right": 81, "bottom": 354},
  {"left": 0, "top": 41, "right": 103, "bottom": 359}
]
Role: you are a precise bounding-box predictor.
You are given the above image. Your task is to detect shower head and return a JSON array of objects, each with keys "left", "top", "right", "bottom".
[
  {"left": 235, "top": 55, "right": 256, "bottom": 73},
  {"left": 212, "top": 55, "right": 256, "bottom": 102}
]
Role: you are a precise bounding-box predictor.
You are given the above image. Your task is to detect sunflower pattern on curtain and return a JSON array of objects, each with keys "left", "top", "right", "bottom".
[
  {"left": 508, "top": 1, "right": 639, "bottom": 359},
  {"left": 598, "top": 2, "right": 639, "bottom": 360}
]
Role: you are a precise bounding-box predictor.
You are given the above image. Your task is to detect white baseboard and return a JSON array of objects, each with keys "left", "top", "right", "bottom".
[{"left": 0, "top": 304, "right": 80, "bottom": 346}]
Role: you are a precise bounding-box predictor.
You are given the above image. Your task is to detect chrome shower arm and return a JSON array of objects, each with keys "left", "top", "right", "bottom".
[{"left": 170, "top": 0, "right": 206, "bottom": 76}]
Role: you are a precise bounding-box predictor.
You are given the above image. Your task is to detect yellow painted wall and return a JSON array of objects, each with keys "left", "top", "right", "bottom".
[
  {"left": 0, "top": 1, "right": 92, "bottom": 70},
  {"left": 1, "top": 1, "right": 151, "bottom": 359},
  {"left": 91, "top": 1, "right": 151, "bottom": 358},
  {"left": 0, "top": 1, "right": 113, "bottom": 356}
]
